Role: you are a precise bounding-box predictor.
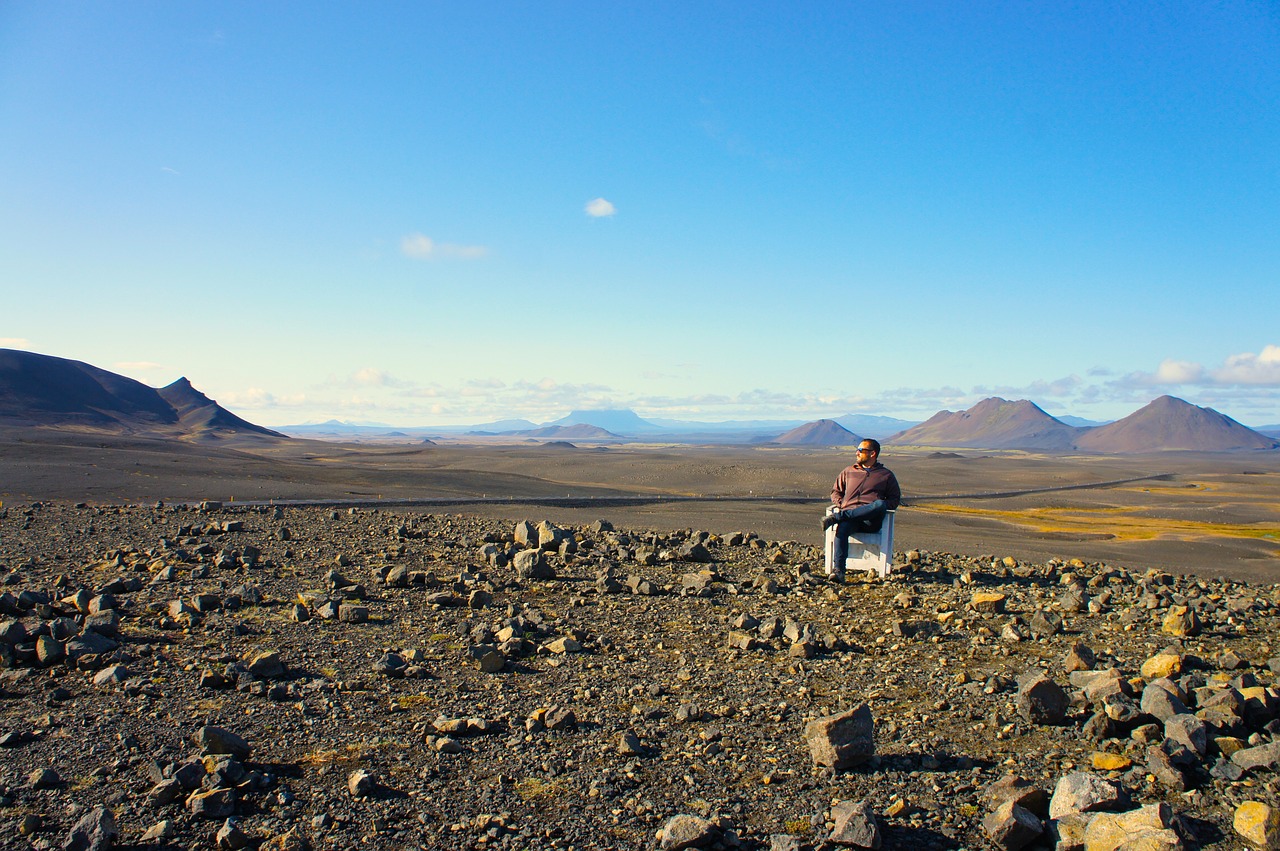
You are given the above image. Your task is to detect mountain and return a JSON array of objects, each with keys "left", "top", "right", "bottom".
[
  {"left": 517, "top": 424, "right": 621, "bottom": 439},
  {"left": 0, "top": 348, "right": 178, "bottom": 429},
  {"left": 277, "top": 420, "right": 402, "bottom": 437},
  {"left": 468, "top": 418, "right": 539, "bottom": 433},
  {"left": 1073, "top": 395, "right": 1279, "bottom": 452},
  {"left": 1256, "top": 424, "right": 1280, "bottom": 439},
  {"left": 770, "top": 419, "right": 860, "bottom": 446},
  {"left": 544, "top": 409, "right": 664, "bottom": 434},
  {"left": 833, "top": 414, "right": 918, "bottom": 439},
  {"left": 0, "top": 348, "right": 282, "bottom": 439},
  {"left": 157, "top": 377, "right": 283, "bottom": 437},
  {"left": 891, "top": 398, "right": 1081, "bottom": 450},
  {"left": 1057, "top": 415, "right": 1111, "bottom": 428}
]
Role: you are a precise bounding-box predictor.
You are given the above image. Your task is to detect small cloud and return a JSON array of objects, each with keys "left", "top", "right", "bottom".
[
  {"left": 585, "top": 198, "right": 616, "bottom": 218},
  {"left": 351, "top": 368, "right": 392, "bottom": 387},
  {"left": 400, "top": 232, "right": 487, "bottom": 260},
  {"left": 1212, "top": 344, "right": 1280, "bottom": 386},
  {"left": 160, "top": 166, "right": 180, "bottom": 175},
  {"left": 0, "top": 337, "right": 31, "bottom": 348},
  {"left": 1154, "top": 359, "right": 1206, "bottom": 384},
  {"left": 972, "top": 375, "right": 1084, "bottom": 399},
  {"left": 324, "top": 368, "right": 415, "bottom": 390},
  {"left": 219, "top": 388, "right": 307, "bottom": 409}
]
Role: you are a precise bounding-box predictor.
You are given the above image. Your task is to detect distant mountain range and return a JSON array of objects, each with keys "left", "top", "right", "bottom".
[
  {"left": 3, "top": 349, "right": 1276, "bottom": 453},
  {"left": 0, "top": 349, "right": 282, "bottom": 440},
  {"left": 279, "top": 398, "right": 1275, "bottom": 452},
  {"left": 1057, "top": 414, "right": 1111, "bottom": 428},
  {"left": 283, "top": 410, "right": 918, "bottom": 443},
  {"left": 889, "top": 395, "right": 1278, "bottom": 453}
]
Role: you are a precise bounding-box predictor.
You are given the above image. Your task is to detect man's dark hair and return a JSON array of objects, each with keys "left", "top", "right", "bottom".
[{"left": 861, "top": 438, "right": 881, "bottom": 455}]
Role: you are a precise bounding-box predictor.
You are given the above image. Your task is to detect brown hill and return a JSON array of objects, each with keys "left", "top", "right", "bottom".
[
  {"left": 771, "top": 418, "right": 860, "bottom": 446},
  {"left": 891, "top": 397, "right": 1080, "bottom": 450},
  {"left": 518, "top": 424, "right": 620, "bottom": 439},
  {"left": 0, "top": 348, "right": 177, "bottom": 429},
  {"left": 156, "top": 377, "right": 284, "bottom": 438},
  {"left": 1074, "top": 395, "right": 1279, "bottom": 452},
  {"left": 0, "top": 348, "right": 282, "bottom": 439}
]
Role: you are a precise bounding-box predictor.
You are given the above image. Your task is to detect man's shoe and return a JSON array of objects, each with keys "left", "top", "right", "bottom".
[
  {"left": 827, "top": 571, "right": 845, "bottom": 585},
  {"left": 821, "top": 513, "right": 840, "bottom": 530}
]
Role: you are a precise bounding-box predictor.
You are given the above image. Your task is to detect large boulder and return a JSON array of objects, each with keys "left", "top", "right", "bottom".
[
  {"left": 513, "top": 549, "right": 556, "bottom": 580},
  {"left": 1048, "top": 772, "right": 1126, "bottom": 820},
  {"left": 1016, "top": 670, "right": 1069, "bottom": 725},
  {"left": 829, "top": 799, "right": 882, "bottom": 849},
  {"left": 1234, "top": 801, "right": 1280, "bottom": 849},
  {"left": 804, "top": 704, "right": 874, "bottom": 769},
  {"left": 1082, "top": 803, "right": 1182, "bottom": 851},
  {"left": 981, "top": 799, "right": 1042, "bottom": 850},
  {"left": 659, "top": 814, "right": 719, "bottom": 850}
]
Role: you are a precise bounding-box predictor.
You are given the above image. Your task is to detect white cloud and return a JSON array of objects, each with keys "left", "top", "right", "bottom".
[
  {"left": 585, "top": 198, "right": 616, "bottom": 218},
  {"left": 317, "top": 368, "right": 417, "bottom": 391},
  {"left": 400, "top": 233, "right": 487, "bottom": 260},
  {"left": 972, "top": 375, "right": 1084, "bottom": 399},
  {"left": 0, "top": 337, "right": 31, "bottom": 348},
  {"left": 351, "top": 368, "right": 393, "bottom": 387},
  {"left": 219, "top": 388, "right": 307, "bottom": 409},
  {"left": 1212, "top": 344, "right": 1280, "bottom": 386},
  {"left": 1154, "top": 359, "right": 1206, "bottom": 384},
  {"left": 1108, "top": 346, "right": 1280, "bottom": 390}
]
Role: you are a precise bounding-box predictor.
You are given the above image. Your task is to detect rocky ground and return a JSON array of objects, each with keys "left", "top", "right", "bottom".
[{"left": 1, "top": 500, "right": 1278, "bottom": 850}]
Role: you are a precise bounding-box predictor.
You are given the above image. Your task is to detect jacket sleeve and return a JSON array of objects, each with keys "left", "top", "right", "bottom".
[
  {"left": 884, "top": 472, "right": 902, "bottom": 510},
  {"left": 830, "top": 471, "right": 844, "bottom": 506}
]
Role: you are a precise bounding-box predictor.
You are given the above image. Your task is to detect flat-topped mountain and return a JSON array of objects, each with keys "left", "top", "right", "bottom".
[
  {"left": 0, "top": 349, "right": 282, "bottom": 439},
  {"left": 771, "top": 418, "right": 860, "bottom": 446},
  {"left": 1074, "top": 395, "right": 1279, "bottom": 452},
  {"left": 546, "top": 409, "right": 664, "bottom": 434},
  {"left": 891, "top": 398, "right": 1081, "bottom": 451}
]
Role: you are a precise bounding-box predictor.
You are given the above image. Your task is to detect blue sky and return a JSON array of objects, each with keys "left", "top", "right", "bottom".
[{"left": 3, "top": 2, "right": 1278, "bottom": 427}]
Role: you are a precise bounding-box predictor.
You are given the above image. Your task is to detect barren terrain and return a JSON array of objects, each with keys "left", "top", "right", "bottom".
[
  {"left": 2, "top": 432, "right": 1280, "bottom": 850},
  {"left": 2, "top": 431, "right": 1277, "bottom": 582}
]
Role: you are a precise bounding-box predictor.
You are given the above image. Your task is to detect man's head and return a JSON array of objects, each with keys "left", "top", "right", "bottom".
[{"left": 856, "top": 439, "right": 881, "bottom": 465}]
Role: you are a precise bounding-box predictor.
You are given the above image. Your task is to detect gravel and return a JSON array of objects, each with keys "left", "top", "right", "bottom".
[{"left": 0, "top": 500, "right": 1278, "bottom": 849}]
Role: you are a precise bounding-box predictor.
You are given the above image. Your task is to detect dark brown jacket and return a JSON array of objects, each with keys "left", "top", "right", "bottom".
[{"left": 830, "top": 462, "right": 901, "bottom": 511}]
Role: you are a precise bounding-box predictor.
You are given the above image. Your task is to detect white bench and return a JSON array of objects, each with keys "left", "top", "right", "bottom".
[{"left": 823, "top": 508, "right": 895, "bottom": 579}]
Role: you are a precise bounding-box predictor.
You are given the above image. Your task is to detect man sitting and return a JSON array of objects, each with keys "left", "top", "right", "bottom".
[{"left": 822, "top": 438, "right": 901, "bottom": 581}]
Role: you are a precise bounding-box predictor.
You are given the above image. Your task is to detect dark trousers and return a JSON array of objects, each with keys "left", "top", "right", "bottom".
[{"left": 830, "top": 500, "right": 888, "bottom": 572}]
